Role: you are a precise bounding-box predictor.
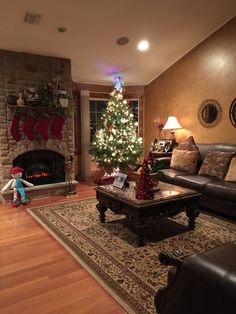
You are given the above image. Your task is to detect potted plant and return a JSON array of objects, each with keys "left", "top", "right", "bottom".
[{"left": 58, "top": 90, "right": 69, "bottom": 108}]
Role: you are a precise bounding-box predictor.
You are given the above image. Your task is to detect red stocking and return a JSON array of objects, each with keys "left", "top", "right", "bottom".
[
  {"left": 35, "top": 112, "right": 50, "bottom": 140},
  {"left": 23, "top": 111, "right": 36, "bottom": 141},
  {"left": 50, "top": 112, "right": 66, "bottom": 140},
  {"left": 10, "top": 111, "right": 21, "bottom": 142}
]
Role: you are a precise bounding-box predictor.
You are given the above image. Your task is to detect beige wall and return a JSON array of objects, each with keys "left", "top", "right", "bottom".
[{"left": 144, "top": 17, "right": 236, "bottom": 155}]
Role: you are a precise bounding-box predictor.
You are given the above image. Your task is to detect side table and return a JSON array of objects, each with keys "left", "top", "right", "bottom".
[{"left": 150, "top": 151, "right": 172, "bottom": 158}]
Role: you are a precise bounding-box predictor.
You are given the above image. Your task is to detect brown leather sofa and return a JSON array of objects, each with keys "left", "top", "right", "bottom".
[
  {"left": 159, "top": 144, "right": 236, "bottom": 219},
  {"left": 155, "top": 241, "right": 236, "bottom": 314}
]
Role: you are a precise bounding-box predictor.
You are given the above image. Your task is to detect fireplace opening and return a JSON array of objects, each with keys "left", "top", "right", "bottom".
[{"left": 13, "top": 150, "right": 65, "bottom": 186}]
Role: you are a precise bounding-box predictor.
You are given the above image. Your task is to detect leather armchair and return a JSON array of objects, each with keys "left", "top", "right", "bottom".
[{"left": 155, "top": 241, "right": 236, "bottom": 314}]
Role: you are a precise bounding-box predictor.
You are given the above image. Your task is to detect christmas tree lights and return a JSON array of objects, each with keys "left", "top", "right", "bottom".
[{"left": 89, "top": 77, "right": 143, "bottom": 173}]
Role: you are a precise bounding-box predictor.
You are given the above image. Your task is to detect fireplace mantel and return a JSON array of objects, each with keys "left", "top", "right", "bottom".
[{"left": 7, "top": 104, "right": 69, "bottom": 113}]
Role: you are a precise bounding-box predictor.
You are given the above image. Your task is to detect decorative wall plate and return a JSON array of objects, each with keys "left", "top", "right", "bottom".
[
  {"left": 229, "top": 98, "right": 236, "bottom": 128},
  {"left": 198, "top": 99, "right": 222, "bottom": 128}
]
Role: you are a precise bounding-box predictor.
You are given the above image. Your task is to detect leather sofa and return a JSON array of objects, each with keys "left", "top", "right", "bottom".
[
  {"left": 154, "top": 241, "right": 236, "bottom": 314},
  {"left": 159, "top": 144, "right": 236, "bottom": 219}
]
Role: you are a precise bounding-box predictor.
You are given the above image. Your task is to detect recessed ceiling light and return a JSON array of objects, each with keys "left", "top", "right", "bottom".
[
  {"left": 137, "top": 40, "right": 149, "bottom": 51},
  {"left": 58, "top": 26, "right": 67, "bottom": 33},
  {"left": 116, "top": 37, "right": 130, "bottom": 46}
]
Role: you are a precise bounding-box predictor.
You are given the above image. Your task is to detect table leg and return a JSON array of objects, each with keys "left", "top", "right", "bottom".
[
  {"left": 186, "top": 206, "right": 199, "bottom": 230},
  {"left": 96, "top": 202, "right": 108, "bottom": 223},
  {"left": 135, "top": 216, "right": 145, "bottom": 246}
]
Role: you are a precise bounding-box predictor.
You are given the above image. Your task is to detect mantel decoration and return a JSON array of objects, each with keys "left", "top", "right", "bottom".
[
  {"left": 6, "top": 76, "right": 72, "bottom": 142},
  {"left": 6, "top": 76, "right": 72, "bottom": 109},
  {"left": 89, "top": 76, "right": 143, "bottom": 174},
  {"left": 10, "top": 108, "right": 67, "bottom": 142}
]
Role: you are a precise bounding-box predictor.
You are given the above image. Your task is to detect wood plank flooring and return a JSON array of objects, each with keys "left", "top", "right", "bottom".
[{"left": 0, "top": 181, "right": 127, "bottom": 314}]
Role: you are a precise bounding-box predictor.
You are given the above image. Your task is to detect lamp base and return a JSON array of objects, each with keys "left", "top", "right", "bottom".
[{"left": 170, "top": 131, "right": 178, "bottom": 148}]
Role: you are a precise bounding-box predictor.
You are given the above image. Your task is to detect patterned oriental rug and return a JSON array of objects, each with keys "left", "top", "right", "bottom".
[{"left": 27, "top": 198, "right": 236, "bottom": 314}]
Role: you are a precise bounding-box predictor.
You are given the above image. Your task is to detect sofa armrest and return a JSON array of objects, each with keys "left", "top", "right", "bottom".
[
  {"left": 159, "top": 251, "right": 182, "bottom": 267},
  {"left": 155, "top": 241, "right": 236, "bottom": 314}
]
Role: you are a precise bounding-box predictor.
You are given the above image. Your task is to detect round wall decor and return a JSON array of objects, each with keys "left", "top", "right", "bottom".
[
  {"left": 229, "top": 98, "right": 236, "bottom": 128},
  {"left": 198, "top": 99, "right": 222, "bottom": 128}
]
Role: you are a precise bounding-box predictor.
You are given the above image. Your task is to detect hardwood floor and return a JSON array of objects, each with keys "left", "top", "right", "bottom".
[{"left": 0, "top": 181, "right": 127, "bottom": 314}]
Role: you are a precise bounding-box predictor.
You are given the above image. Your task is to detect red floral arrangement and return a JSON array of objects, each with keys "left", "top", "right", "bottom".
[
  {"left": 153, "top": 117, "right": 166, "bottom": 130},
  {"left": 135, "top": 159, "right": 154, "bottom": 200}
]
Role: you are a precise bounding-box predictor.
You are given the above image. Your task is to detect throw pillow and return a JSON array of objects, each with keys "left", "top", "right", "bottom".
[
  {"left": 198, "top": 151, "right": 234, "bottom": 180},
  {"left": 225, "top": 157, "right": 236, "bottom": 182},
  {"left": 170, "top": 148, "right": 199, "bottom": 174},
  {"left": 178, "top": 136, "right": 198, "bottom": 151}
]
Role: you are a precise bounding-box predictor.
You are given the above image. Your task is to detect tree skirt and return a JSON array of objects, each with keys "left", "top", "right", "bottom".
[{"left": 27, "top": 199, "right": 236, "bottom": 314}]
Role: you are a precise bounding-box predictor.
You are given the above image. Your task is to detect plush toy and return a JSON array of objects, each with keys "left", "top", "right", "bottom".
[{"left": 1, "top": 167, "right": 34, "bottom": 207}]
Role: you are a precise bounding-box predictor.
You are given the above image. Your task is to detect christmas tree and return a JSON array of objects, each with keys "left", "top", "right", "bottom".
[{"left": 89, "top": 77, "right": 143, "bottom": 173}]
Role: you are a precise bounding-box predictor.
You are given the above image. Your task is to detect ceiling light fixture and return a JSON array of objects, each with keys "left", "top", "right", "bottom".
[
  {"left": 137, "top": 40, "right": 149, "bottom": 51},
  {"left": 58, "top": 26, "right": 67, "bottom": 33}
]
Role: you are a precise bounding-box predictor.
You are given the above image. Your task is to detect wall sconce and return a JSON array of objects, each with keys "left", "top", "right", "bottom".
[{"left": 163, "top": 116, "right": 182, "bottom": 143}]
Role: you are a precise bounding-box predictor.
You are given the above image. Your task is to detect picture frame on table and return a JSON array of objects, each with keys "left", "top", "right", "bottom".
[
  {"left": 152, "top": 139, "right": 174, "bottom": 153},
  {"left": 113, "top": 172, "right": 128, "bottom": 189},
  {"left": 163, "top": 139, "right": 174, "bottom": 153}
]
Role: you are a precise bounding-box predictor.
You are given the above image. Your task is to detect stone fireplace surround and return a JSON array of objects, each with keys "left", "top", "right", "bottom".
[{"left": 0, "top": 50, "right": 77, "bottom": 203}]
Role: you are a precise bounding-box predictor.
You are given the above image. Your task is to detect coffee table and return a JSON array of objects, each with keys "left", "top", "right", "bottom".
[{"left": 96, "top": 181, "right": 201, "bottom": 246}]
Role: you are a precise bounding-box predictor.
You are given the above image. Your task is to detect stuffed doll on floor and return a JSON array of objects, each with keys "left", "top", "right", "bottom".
[{"left": 1, "top": 167, "right": 34, "bottom": 207}]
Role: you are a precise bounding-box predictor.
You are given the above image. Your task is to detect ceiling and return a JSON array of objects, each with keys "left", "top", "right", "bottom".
[{"left": 0, "top": 0, "right": 235, "bottom": 86}]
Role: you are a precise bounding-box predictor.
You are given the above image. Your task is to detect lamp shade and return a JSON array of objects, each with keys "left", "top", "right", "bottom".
[{"left": 163, "top": 116, "right": 182, "bottom": 130}]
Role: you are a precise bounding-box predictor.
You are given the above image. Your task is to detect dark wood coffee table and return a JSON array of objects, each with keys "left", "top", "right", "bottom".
[{"left": 96, "top": 181, "right": 201, "bottom": 246}]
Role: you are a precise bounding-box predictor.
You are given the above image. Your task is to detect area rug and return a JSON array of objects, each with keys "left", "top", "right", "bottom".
[{"left": 27, "top": 198, "right": 236, "bottom": 314}]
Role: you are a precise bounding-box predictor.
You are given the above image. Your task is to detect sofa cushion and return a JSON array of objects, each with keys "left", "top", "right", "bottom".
[
  {"left": 198, "top": 151, "right": 234, "bottom": 180},
  {"left": 197, "top": 144, "right": 236, "bottom": 160},
  {"left": 225, "top": 157, "right": 236, "bottom": 182},
  {"left": 178, "top": 136, "right": 198, "bottom": 151},
  {"left": 159, "top": 168, "right": 188, "bottom": 184},
  {"left": 174, "top": 175, "right": 213, "bottom": 192},
  {"left": 204, "top": 181, "right": 236, "bottom": 202},
  {"left": 170, "top": 149, "right": 199, "bottom": 174}
]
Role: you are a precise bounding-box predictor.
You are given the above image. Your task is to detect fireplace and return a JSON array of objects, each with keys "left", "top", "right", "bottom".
[{"left": 13, "top": 150, "right": 65, "bottom": 186}]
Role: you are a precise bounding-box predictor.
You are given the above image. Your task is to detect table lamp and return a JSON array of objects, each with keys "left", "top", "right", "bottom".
[{"left": 163, "top": 116, "right": 182, "bottom": 144}]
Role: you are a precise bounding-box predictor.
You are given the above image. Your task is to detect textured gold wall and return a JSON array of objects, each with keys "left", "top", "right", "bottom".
[{"left": 144, "top": 17, "right": 236, "bottom": 154}]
